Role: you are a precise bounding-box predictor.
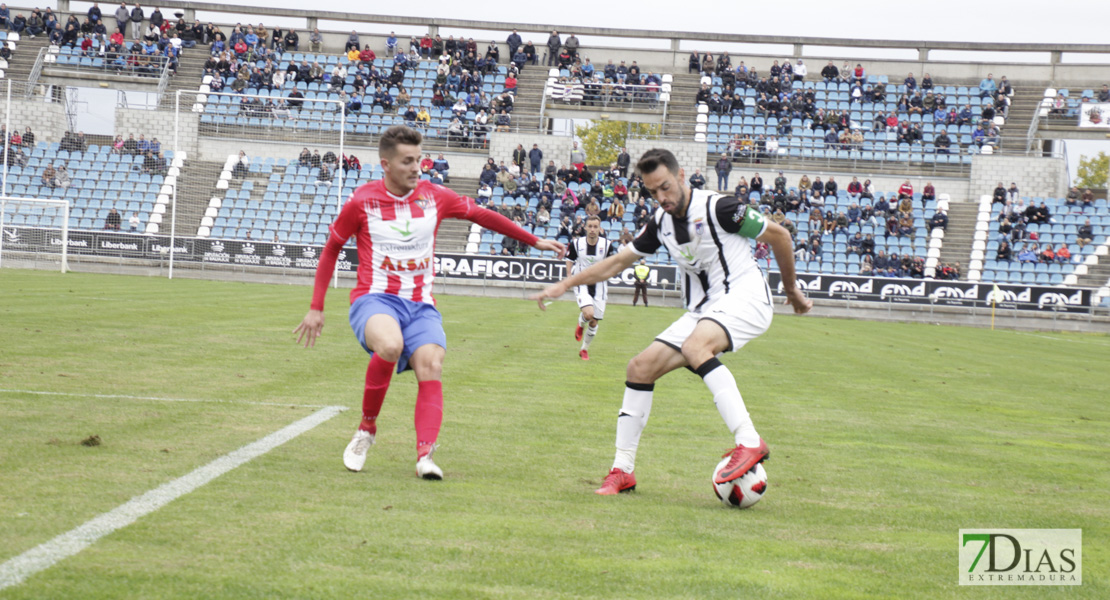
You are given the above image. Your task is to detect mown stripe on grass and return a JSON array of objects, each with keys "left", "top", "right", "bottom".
[
  {"left": 0, "top": 405, "right": 345, "bottom": 591},
  {"left": 0, "top": 388, "right": 337, "bottom": 409}
]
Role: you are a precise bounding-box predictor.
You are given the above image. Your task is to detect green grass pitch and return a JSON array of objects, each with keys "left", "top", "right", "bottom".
[{"left": 0, "top": 269, "right": 1106, "bottom": 599}]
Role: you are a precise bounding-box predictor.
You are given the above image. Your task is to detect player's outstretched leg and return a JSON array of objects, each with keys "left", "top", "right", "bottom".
[
  {"left": 580, "top": 321, "right": 598, "bottom": 360},
  {"left": 694, "top": 357, "right": 769, "bottom": 484},
  {"left": 414, "top": 380, "right": 443, "bottom": 479},
  {"left": 575, "top": 312, "right": 586, "bottom": 342},
  {"left": 411, "top": 344, "right": 445, "bottom": 480},
  {"left": 596, "top": 381, "right": 653, "bottom": 495},
  {"left": 344, "top": 354, "right": 396, "bottom": 472}
]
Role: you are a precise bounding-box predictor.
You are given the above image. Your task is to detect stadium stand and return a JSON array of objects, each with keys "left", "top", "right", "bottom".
[
  {"left": 976, "top": 193, "right": 1108, "bottom": 286},
  {"left": 197, "top": 152, "right": 357, "bottom": 244},
  {"left": 2, "top": 1, "right": 1107, "bottom": 308},
  {"left": 3, "top": 135, "right": 178, "bottom": 234},
  {"left": 688, "top": 64, "right": 1011, "bottom": 169},
  {"left": 192, "top": 42, "right": 523, "bottom": 149}
]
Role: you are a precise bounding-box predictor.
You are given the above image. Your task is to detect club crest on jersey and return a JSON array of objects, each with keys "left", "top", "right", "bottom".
[
  {"left": 694, "top": 218, "right": 705, "bottom": 236},
  {"left": 415, "top": 197, "right": 432, "bottom": 210}
]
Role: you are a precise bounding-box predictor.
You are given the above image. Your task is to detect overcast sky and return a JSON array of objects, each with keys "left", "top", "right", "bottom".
[{"left": 66, "top": 0, "right": 1108, "bottom": 180}]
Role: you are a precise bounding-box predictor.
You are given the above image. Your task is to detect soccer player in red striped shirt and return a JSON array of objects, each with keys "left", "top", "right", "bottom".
[{"left": 295, "top": 126, "right": 565, "bottom": 479}]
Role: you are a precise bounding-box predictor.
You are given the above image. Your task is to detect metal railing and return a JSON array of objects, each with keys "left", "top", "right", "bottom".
[
  {"left": 26, "top": 49, "right": 45, "bottom": 96},
  {"left": 541, "top": 80, "right": 668, "bottom": 114},
  {"left": 38, "top": 46, "right": 171, "bottom": 81}
]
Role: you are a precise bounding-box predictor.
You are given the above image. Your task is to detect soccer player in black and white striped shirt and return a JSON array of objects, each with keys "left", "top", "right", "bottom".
[
  {"left": 565, "top": 216, "right": 616, "bottom": 360},
  {"left": 534, "top": 149, "right": 812, "bottom": 497}
]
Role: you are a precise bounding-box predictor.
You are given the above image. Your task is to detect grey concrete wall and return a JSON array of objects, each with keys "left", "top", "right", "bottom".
[
  {"left": 1, "top": 95, "right": 67, "bottom": 143},
  {"left": 194, "top": 137, "right": 490, "bottom": 177},
  {"left": 625, "top": 138, "right": 707, "bottom": 183},
  {"left": 969, "top": 155, "right": 1067, "bottom": 201},
  {"left": 488, "top": 131, "right": 574, "bottom": 172},
  {"left": 115, "top": 107, "right": 199, "bottom": 157}
]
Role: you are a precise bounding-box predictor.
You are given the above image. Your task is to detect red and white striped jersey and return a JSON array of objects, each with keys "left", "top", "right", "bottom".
[{"left": 322, "top": 179, "right": 537, "bottom": 307}]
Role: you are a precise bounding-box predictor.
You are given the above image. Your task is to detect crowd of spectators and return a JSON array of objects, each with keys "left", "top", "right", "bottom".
[
  {"left": 201, "top": 23, "right": 522, "bottom": 147},
  {"left": 473, "top": 145, "right": 647, "bottom": 256},
  {"left": 693, "top": 55, "right": 1012, "bottom": 158},
  {"left": 993, "top": 184, "right": 1096, "bottom": 264},
  {"left": 547, "top": 57, "right": 665, "bottom": 108},
  {"left": 41, "top": 4, "right": 194, "bottom": 76}
]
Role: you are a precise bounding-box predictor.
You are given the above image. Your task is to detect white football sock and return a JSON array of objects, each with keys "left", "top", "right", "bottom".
[
  {"left": 581, "top": 324, "right": 598, "bottom": 350},
  {"left": 578, "top": 312, "right": 587, "bottom": 327},
  {"left": 613, "top": 382, "right": 653, "bottom": 473},
  {"left": 698, "top": 359, "right": 760, "bottom": 447}
]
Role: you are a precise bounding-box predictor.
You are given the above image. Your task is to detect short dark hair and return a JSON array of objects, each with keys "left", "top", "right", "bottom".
[
  {"left": 379, "top": 125, "right": 422, "bottom": 158},
  {"left": 636, "top": 148, "right": 679, "bottom": 177}
]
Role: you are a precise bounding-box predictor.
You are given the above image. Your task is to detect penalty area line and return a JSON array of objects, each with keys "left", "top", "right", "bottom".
[
  {"left": 0, "top": 388, "right": 338, "bottom": 409},
  {"left": 0, "top": 404, "right": 345, "bottom": 591}
]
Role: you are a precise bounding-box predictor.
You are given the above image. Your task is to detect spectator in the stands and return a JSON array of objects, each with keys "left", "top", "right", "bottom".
[
  {"left": 41, "top": 163, "right": 57, "bottom": 188},
  {"left": 1080, "top": 188, "right": 1095, "bottom": 210},
  {"left": 545, "top": 30, "right": 561, "bottom": 66},
  {"left": 105, "top": 207, "right": 122, "bottom": 230},
  {"left": 1038, "top": 244, "right": 1056, "bottom": 263},
  {"left": 25, "top": 8, "right": 45, "bottom": 37},
  {"left": 714, "top": 154, "right": 731, "bottom": 191},
  {"left": 928, "top": 209, "right": 948, "bottom": 232},
  {"left": 1032, "top": 202, "right": 1052, "bottom": 225},
  {"left": 991, "top": 182, "right": 1007, "bottom": 205},
  {"left": 1016, "top": 243, "right": 1037, "bottom": 263},
  {"left": 1076, "top": 219, "right": 1094, "bottom": 248},
  {"left": 1064, "top": 186, "right": 1080, "bottom": 210},
  {"left": 232, "top": 150, "right": 249, "bottom": 178},
  {"left": 688, "top": 168, "right": 706, "bottom": 190},
  {"left": 996, "top": 239, "right": 1012, "bottom": 261},
  {"left": 1056, "top": 243, "right": 1072, "bottom": 263},
  {"left": 978, "top": 73, "right": 997, "bottom": 98},
  {"left": 9, "top": 11, "right": 25, "bottom": 34},
  {"left": 142, "top": 150, "right": 164, "bottom": 175},
  {"left": 127, "top": 3, "right": 143, "bottom": 39},
  {"left": 431, "top": 154, "right": 450, "bottom": 181},
  {"left": 112, "top": 3, "right": 128, "bottom": 35}
]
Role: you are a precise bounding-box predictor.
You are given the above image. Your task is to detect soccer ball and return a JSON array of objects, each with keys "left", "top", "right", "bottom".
[{"left": 712, "top": 458, "right": 768, "bottom": 509}]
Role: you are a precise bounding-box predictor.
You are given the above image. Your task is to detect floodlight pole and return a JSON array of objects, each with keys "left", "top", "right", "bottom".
[
  {"left": 0, "top": 198, "right": 5, "bottom": 270},
  {"left": 333, "top": 102, "right": 346, "bottom": 289},
  {"left": 169, "top": 90, "right": 180, "bottom": 279},
  {"left": 2, "top": 79, "right": 11, "bottom": 198}
]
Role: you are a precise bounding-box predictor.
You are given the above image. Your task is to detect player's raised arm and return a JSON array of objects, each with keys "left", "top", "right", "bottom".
[
  {"left": 532, "top": 245, "right": 639, "bottom": 310},
  {"left": 440, "top": 186, "right": 566, "bottom": 257},
  {"left": 757, "top": 221, "right": 812, "bottom": 314}
]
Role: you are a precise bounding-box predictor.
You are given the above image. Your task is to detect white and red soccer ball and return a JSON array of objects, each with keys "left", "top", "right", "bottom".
[{"left": 712, "top": 458, "right": 768, "bottom": 509}]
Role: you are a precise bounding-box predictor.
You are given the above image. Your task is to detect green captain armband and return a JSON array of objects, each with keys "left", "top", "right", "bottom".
[{"left": 736, "top": 205, "right": 768, "bottom": 239}]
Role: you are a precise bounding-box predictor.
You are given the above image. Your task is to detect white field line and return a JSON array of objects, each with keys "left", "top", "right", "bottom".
[
  {"left": 0, "top": 388, "right": 337, "bottom": 409},
  {"left": 1009, "top": 331, "right": 1110, "bottom": 347},
  {"left": 0, "top": 405, "right": 345, "bottom": 591}
]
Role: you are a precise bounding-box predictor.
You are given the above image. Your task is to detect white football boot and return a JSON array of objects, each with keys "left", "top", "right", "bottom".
[
  {"left": 415, "top": 444, "right": 443, "bottom": 480},
  {"left": 343, "top": 429, "right": 375, "bottom": 472}
]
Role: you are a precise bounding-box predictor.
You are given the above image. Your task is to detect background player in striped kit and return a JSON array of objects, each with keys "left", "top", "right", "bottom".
[
  {"left": 295, "top": 126, "right": 565, "bottom": 479},
  {"left": 565, "top": 216, "right": 616, "bottom": 360}
]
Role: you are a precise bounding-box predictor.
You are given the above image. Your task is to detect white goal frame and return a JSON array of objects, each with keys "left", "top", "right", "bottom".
[{"left": 0, "top": 196, "right": 70, "bottom": 273}]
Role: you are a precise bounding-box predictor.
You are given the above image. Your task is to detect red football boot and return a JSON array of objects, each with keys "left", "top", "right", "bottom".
[
  {"left": 595, "top": 468, "right": 636, "bottom": 495},
  {"left": 714, "top": 438, "right": 770, "bottom": 484}
]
